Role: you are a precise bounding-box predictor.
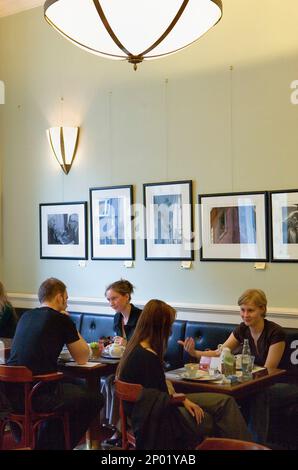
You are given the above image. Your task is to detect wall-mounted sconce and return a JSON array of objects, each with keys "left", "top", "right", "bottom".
[{"left": 47, "top": 126, "right": 79, "bottom": 175}]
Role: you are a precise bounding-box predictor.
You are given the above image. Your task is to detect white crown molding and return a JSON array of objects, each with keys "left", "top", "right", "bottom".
[{"left": 8, "top": 292, "right": 298, "bottom": 327}]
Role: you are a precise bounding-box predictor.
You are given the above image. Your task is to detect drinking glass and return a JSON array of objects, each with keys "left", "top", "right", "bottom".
[{"left": 241, "top": 355, "right": 255, "bottom": 381}]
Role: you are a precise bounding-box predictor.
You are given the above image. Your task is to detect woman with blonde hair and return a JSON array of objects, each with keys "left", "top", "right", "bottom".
[
  {"left": 179, "top": 288, "right": 290, "bottom": 444},
  {"left": 0, "top": 281, "right": 17, "bottom": 337},
  {"left": 118, "top": 299, "right": 250, "bottom": 450},
  {"left": 179, "top": 289, "right": 286, "bottom": 368}
]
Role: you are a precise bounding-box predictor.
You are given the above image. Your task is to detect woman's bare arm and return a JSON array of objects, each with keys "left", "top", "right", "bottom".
[
  {"left": 264, "top": 341, "right": 285, "bottom": 369},
  {"left": 178, "top": 332, "right": 240, "bottom": 359}
]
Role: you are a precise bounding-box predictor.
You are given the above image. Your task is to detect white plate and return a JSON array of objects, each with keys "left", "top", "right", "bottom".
[{"left": 181, "top": 372, "right": 223, "bottom": 382}]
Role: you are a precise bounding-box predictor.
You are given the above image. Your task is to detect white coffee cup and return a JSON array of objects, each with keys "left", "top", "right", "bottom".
[
  {"left": 184, "top": 363, "right": 198, "bottom": 378},
  {"left": 109, "top": 343, "right": 124, "bottom": 357}
]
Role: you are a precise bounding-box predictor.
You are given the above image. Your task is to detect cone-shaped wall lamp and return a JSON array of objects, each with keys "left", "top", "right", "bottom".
[{"left": 47, "top": 126, "right": 79, "bottom": 175}]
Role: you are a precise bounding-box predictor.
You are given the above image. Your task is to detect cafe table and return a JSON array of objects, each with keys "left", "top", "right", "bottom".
[
  {"left": 165, "top": 367, "right": 286, "bottom": 400},
  {"left": 59, "top": 358, "right": 119, "bottom": 449}
]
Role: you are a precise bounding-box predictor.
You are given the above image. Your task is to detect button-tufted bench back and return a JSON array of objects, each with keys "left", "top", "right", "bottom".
[
  {"left": 183, "top": 321, "right": 236, "bottom": 364},
  {"left": 79, "top": 314, "right": 114, "bottom": 343},
  {"left": 164, "top": 320, "right": 186, "bottom": 370}
]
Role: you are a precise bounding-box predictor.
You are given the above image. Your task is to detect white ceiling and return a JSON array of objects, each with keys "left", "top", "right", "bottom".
[{"left": 0, "top": 0, "right": 43, "bottom": 17}]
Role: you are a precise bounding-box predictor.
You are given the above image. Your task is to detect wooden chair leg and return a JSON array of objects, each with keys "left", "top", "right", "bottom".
[
  {"left": 63, "top": 413, "right": 71, "bottom": 450},
  {"left": 0, "top": 420, "right": 6, "bottom": 450}
]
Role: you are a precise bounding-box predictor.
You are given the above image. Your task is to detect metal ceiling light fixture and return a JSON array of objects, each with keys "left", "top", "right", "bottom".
[
  {"left": 44, "top": 0, "right": 222, "bottom": 70},
  {"left": 47, "top": 126, "right": 79, "bottom": 174}
]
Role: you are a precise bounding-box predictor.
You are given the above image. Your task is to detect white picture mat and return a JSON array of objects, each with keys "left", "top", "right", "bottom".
[
  {"left": 91, "top": 187, "right": 133, "bottom": 258},
  {"left": 40, "top": 203, "right": 86, "bottom": 258},
  {"left": 271, "top": 191, "right": 298, "bottom": 259},
  {"left": 200, "top": 194, "right": 267, "bottom": 259},
  {"left": 145, "top": 182, "right": 192, "bottom": 259}
]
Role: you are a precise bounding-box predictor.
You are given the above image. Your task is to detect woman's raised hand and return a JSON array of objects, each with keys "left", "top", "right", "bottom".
[{"left": 177, "top": 337, "right": 196, "bottom": 357}]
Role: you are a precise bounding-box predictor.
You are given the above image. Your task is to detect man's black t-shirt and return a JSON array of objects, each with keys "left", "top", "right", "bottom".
[{"left": 8, "top": 307, "right": 79, "bottom": 374}]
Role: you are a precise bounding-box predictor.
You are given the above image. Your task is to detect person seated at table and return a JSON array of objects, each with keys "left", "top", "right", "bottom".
[
  {"left": 6, "top": 277, "right": 104, "bottom": 449},
  {"left": 179, "top": 288, "right": 297, "bottom": 444},
  {"left": 0, "top": 281, "right": 18, "bottom": 338},
  {"left": 117, "top": 299, "right": 251, "bottom": 450},
  {"left": 101, "top": 279, "right": 142, "bottom": 448},
  {"left": 179, "top": 289, "right": 285, "bottom": 368}
]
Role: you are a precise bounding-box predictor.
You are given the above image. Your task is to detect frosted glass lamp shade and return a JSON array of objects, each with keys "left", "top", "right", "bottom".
[
  {"left": 47, "top": 126, "right": 79, "bottom": 174},
  {"left": 44, "top": 0, "right": 222, "bottom": 69}
]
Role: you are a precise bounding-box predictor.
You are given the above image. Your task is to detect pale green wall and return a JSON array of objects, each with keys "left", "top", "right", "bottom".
[{"left": 0, "top": 5, "right": 298, "bottom": 307}]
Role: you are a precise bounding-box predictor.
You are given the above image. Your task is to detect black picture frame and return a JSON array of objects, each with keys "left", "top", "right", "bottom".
[
  {"left": 39, "top": 201, "right": 88, "bottom": 260},
  {"left": 199, "top": 191, "right": 268, "bottom": 262},
  {"left": 270, "top": 189, "right": 298, "bottom": 262},
  {"left": 143, "top": 180, "right": 194, "bottom": 261},
  {"left": 90, "top": 185, "right": 134, "bottom": 260}
]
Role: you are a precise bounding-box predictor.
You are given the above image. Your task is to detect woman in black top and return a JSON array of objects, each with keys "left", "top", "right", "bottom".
[
  {"left": 102, "top": 279, "right": 142, "bottom": 447},
  {"left": 180, "top": 289, "right": 286, "bottom": 368},
  {"left": 106, "top": 279, "right": 142, "bottom": 346},
  {"left": 180, "top": 289, "right": 296, "bottom": 445},
  {"left": 118, "top": 299, "right": 251, "bottom": 450}
]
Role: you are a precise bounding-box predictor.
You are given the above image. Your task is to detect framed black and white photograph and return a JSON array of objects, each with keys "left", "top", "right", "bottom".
[
  {"left": 90, "top": 185, "right": 134, "bottom": 260},
  {"left": 143, "top": 180, "right": 193, "bottom": 260},
  {"left": 270, "top": 189, "right": 298, "bottom": 262},
  {"left": 199, "top": 191, "right": 268, "bottom": 261},
  {"left": 40, "top": 202, "right": 87, "bottom": 259}
]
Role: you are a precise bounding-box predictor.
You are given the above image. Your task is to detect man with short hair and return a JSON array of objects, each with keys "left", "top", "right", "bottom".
[{"left": 7, "top": 277, "right": 103, "bottom": 449}]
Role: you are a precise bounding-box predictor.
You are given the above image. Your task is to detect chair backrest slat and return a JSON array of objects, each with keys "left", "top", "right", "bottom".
[{"left": 115, "top": 380, "right": 143, "bottom": 402}]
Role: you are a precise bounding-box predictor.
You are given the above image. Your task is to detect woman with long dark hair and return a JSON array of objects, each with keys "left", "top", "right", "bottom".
[{"left": 118, "top": 299, "right": 251, "bottom": 450}]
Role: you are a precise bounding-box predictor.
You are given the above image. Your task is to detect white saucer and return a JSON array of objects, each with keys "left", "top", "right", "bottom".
[{"left": 101, "top": 352, "right": 123, "bottom": 359}]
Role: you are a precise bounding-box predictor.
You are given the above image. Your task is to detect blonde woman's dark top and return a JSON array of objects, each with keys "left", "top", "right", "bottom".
[{"left": 233, "top": 319, "right": 286, "bottom": 366}]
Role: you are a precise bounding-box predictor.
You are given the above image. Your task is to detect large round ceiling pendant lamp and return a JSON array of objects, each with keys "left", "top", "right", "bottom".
[{"left": 44, "top": 0, "right": 222, "bottom": 70}]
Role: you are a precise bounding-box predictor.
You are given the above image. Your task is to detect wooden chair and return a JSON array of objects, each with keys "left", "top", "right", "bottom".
[
  {"left": 196, "top": 437, "right": 271, "bottom": 450},
  {"left": 115, "top": 379, "right": 186, "bottom": 450},
  {"left": 0, "top": 365, "right": 71, "bottom": 450},
  {"left": 115, "top": 379, "right": 143, "bottom": 450}
]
